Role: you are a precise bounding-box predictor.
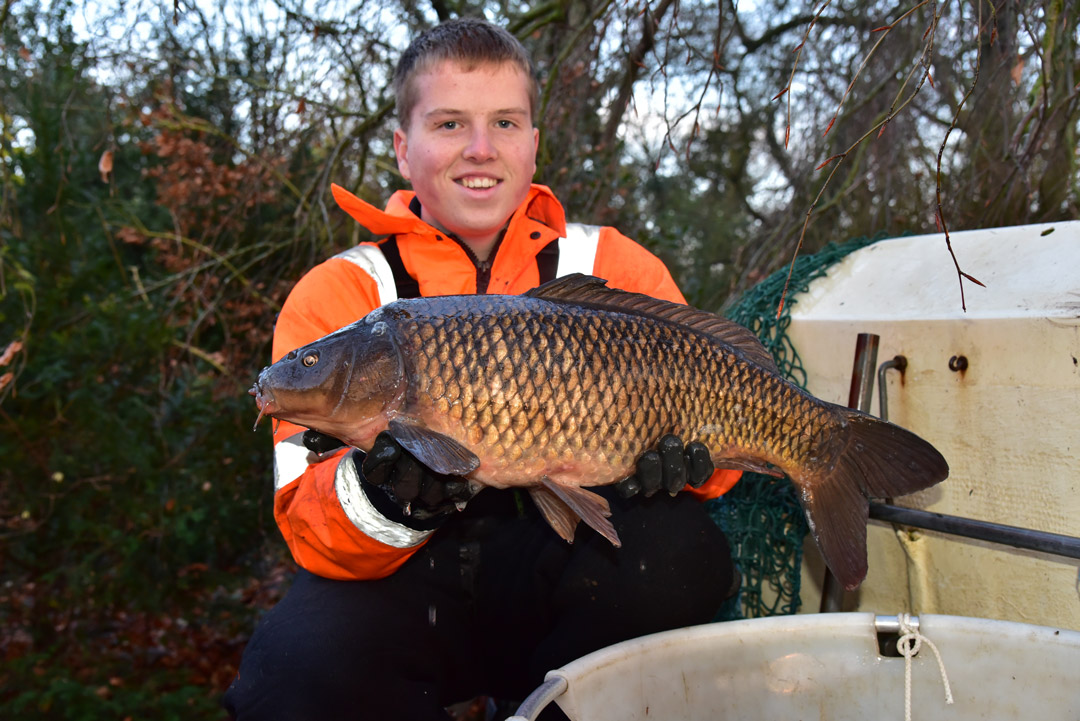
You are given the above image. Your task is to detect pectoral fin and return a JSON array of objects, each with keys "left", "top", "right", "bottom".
[
  {"left": 530, "top": 479, "right": 622, "bottom": 548},
  {"left": 387, "top": 419, "right": 480, "bottom": 476}
]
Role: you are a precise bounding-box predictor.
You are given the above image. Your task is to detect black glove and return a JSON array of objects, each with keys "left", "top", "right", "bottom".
[
  {"left": 359, "top": 431, "right": 476, "bottom": 524},
  {"left": 615, "top": 434, "right": 714, "bottom": 498},
  {"left": 302, "top": 429, "right": 347, "bottom": 455}
]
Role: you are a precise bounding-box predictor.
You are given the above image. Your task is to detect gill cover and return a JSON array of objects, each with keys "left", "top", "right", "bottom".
[{"left": 256, "top": 313, "right": 405, "bottom": 428}]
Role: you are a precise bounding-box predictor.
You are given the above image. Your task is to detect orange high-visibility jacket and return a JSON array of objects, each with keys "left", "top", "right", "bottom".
[{"left": 270, "top": 183, "right": 740, "bottom": 581}]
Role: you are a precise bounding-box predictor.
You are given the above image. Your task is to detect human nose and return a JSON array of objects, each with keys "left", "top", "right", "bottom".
[{"left": 463, "top": 126, "right": 497, "bottom": 161}]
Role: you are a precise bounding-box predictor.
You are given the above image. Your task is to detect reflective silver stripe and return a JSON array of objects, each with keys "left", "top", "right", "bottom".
[
  {"left": 557, "top": 222, "right": 602, "bottom": 277},
  {"left": 334, "top": 244, "right": 398, "bottom": 305},
  {"left": 274, "top": 434, "right": 311, "bottom": 491},
  {"left": 334, "top": 450, "right": 433, "bottom": 548}
]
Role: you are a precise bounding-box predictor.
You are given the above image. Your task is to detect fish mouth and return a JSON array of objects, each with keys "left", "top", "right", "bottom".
[{"left": 249, "top": 382, "right": 279, "bottom": 430}]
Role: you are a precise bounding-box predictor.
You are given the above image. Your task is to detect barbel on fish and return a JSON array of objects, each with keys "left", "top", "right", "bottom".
[{"left": 250, "top": 274, "right": 948, "bottom": 590}]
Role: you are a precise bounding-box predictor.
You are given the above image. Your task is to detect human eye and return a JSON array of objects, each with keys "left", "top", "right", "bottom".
[{"left": 440, "top": 120, "right": 459, "bottom": 130}]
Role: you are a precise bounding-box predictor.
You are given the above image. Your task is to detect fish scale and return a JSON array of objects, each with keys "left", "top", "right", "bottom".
[
  {"left": 397, "top": 298, "right": 837, "bottom": 486},
  {"left": 250, "top": 274, "right": 948, "bottom": 589}
]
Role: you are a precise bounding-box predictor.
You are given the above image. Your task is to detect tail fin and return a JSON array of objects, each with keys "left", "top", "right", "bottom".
[{"left": 797, "top": 411, "right": 949, "bottom": 590}]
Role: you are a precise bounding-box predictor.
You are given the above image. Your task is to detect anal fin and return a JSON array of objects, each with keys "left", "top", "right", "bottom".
[{"left": 530, "top": 479, "right": 622, "bottom": 548}]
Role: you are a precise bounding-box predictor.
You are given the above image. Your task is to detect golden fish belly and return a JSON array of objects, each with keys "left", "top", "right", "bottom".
[{"left": 393, "top": 299, "right": 844, "bottom": 488}]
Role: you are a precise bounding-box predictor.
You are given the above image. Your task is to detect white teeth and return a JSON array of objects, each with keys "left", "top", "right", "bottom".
[{"left": 460, "top": 177, "right": 498, "bottom": 189}]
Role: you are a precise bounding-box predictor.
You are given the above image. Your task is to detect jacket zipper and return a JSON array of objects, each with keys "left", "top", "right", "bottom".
[
  {"left": 408, "top": 196, "right": 504, "bottom": 294},
  {"left": 448, "top": 232, "right": 505, "bottom": 295}
]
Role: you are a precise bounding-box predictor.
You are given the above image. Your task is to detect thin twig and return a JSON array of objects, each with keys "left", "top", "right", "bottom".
[
  {"left": 935, "top": 0, "right": 989, "bottom": 311},
  {"left": 828, "top": 1, "right": 932, "bottom": 139},
  {"left": 780, "top": 1, "right": 833, "bottom": 149}
]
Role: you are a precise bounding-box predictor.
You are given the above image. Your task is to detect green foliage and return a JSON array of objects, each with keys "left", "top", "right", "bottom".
[
  {"left": 5, "top": 651, "right": 221, "bottom": 721},
  {"left": 1, "top": 6, "right": 290, "bottom": 713},
  {"left": 1, "top": 1, "right": 272, "bottom": 611}
]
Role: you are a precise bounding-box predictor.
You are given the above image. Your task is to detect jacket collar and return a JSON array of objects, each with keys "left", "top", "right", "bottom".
[{"left": 330, "top": 183, "right": 568, "bottom": 240}]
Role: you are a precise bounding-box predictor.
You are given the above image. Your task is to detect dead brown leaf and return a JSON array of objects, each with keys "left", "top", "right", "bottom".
[
  {"left": 99, "top": 149, "right": 114, "bottom": 183},
  {"left": 1011, "top": 56, "right": 1024, "bottom": 85},
  {"left": 0, "top": 341, "right": 23, "bottom": 367}
]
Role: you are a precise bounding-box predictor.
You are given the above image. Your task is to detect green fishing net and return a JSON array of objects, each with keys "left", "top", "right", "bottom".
[{"left": 709, "top": 233, "right": 888, "bottom": 621}]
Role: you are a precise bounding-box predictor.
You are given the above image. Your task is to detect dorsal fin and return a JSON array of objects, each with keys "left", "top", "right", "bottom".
[{"left": 526, "top": 274, "right": 779, "bottom": 372}]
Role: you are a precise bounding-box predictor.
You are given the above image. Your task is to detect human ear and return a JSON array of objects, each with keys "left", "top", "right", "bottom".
[
  {"left": 393, "top": 127, "right": 411, "bottom": 180},
  {"left": 532, "top": 127, "right": 539, "bottom": 174}
]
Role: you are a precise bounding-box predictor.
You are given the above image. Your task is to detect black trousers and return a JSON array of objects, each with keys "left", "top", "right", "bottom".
[{"left": 223, "top": 487, "right": 735, "bottom": 720}]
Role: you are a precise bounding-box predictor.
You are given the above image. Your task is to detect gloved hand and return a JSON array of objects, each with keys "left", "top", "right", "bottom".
[
  {"left": 615, "top": 434, "right": 714, "bottom": 498},
  {"left": 360, "top": 431, "right": 476, "bottom": 522},
  {"left": 302, "top": 429, "right": 347, "bottom": 455}
]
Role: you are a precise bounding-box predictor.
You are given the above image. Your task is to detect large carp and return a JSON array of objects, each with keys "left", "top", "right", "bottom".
[{"left": 251, "top": 274, "right": 948, "bottom": 589}]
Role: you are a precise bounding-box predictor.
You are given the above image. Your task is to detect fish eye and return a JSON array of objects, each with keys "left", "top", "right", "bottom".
[
  {"left": 372, "top": 321, "right": 388, "bottom": 337},
  {"left": 302, "top": 352, "right": 319, "bottom": 367}
]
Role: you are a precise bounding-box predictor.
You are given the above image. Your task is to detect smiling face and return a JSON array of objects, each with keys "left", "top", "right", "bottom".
[{"left": 393, "top": 60, "right": 540, "bottom": 259}]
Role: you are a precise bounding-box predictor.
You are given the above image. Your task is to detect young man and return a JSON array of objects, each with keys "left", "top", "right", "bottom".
[{"left": 225, "top": 18, "right": 740, "bottom": 720}]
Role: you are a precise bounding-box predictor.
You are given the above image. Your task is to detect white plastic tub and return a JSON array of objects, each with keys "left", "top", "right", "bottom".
[{"left": 510, "top": 613, "right": 1080, "bottom": 720}]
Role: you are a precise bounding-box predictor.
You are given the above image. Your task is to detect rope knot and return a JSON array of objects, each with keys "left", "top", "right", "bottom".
[{"left": 897, "top": 614, "right": 954, "bottom": 721}]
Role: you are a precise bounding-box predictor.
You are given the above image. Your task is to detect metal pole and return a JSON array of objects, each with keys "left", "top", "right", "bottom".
[
  {"left": 876, "top": 355, "right": 907, "bottom": 422},
  {"left": 869, "top": 503, "right": 1080, "bottom": 560},
  {"left": 847, "top": 333, "right": 880, "bottom": 413}
]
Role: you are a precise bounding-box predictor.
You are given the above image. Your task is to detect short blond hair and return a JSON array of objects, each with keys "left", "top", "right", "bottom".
[{"left": 394, "top": 18, "right": 539, "bottom": 130}]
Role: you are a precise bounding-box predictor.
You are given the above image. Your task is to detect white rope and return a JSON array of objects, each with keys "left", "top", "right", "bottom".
[{"left": 897, "top": 614, "right": 955, "bottom": 721}]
